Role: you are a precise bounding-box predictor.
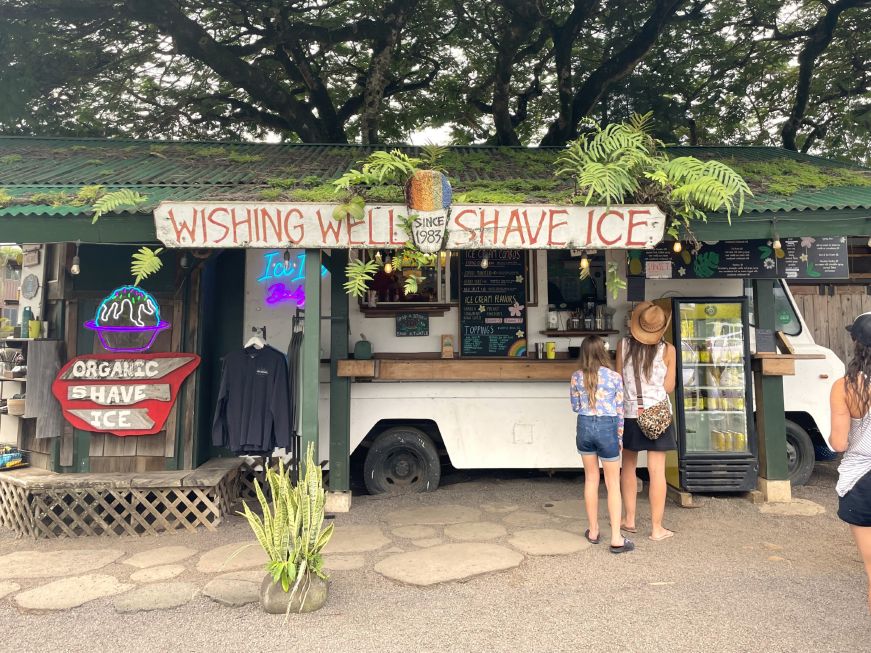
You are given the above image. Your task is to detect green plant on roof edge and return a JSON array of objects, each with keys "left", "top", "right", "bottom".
[
  {"left": 0, "top": 154, "right": 22, "bottom": 165},
  {"left": 555, "top": 112, "right": 751, "bottom": 298},
  {"left": 90, "top": 189, "right": 147, "bottom": 223}
]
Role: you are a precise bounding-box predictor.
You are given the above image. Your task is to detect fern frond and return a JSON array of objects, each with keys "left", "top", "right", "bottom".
[
  {"left": 91, "top": 189, "right": 147, "bottom": 223},
  {"left": 343, "top": 257, "right": 380, "bottom": 298},
  {"left": 130, "top": 246, "right": 163, "bottom": 286}
]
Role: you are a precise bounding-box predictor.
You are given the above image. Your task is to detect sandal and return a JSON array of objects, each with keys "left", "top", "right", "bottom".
[
  {"left": 620, "top": 524, "right": 637, "bottom": 533},
  {"left": 584, "top": 529, "right": 600, "bottom": 544},
  {"left": 649, "top": 530, "right": 675, "bottom": 542},
  {"left": 610, "top": 538, "right": 635, "bottom": 554}
]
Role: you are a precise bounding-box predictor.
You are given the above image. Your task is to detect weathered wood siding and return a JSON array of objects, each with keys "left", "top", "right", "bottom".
[{"left": 792, "top": 286, "right": 871, "bottom": 365}]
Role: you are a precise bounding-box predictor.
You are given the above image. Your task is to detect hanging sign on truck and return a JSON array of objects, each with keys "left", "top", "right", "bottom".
[{"left": 154, "top": 202, "right": 666, "bottom": 250}]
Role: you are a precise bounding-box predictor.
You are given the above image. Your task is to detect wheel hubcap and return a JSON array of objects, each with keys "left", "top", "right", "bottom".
[
  {"left": 382, "top": 449, "right": 422, "bottom": 487},
  {"left": 786, "top": 440, "right": 798, "bottom": 474}
]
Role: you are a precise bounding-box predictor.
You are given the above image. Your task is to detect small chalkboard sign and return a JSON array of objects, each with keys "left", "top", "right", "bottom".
[
  {"left": 756, "top": 328, "right": 777, "bottom": 353},
  {"left": 395, "top": 312, "right": 429, "bottom": 337}
]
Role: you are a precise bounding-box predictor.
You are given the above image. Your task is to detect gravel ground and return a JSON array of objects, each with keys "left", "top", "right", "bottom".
[{"left": 1, "top": 461, "right": 868, "bottom": 653}]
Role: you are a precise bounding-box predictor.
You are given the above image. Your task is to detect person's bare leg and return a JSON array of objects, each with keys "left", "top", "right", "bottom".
[
  {"left": 621, "top": 449, "right": 638, "bottom": 530},
  {"left": 602, "top": 459, "right": 625, "bottom": 547},
  {"left": 581, "top": 455, "right": 601, "bottom": 540},
  {"left": 647, "top": 450, "right": 673, "bottom": 540},
  {"left": 850, "top": 525, "right": 871, "bottom": 613}
]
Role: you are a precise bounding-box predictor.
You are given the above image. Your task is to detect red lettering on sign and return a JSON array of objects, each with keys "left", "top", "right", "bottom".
[
  {"left": 261, "top": 208, "right": 283, "bottom": 243},
  {"left": 284, "top": 208, "right": 304, "bottom": 244},
  {"left": 317, "top": 210, "right": 342, "bottom": 244},
  {"left": 586, "top": 209, "right": 595, "bottom": 245},
  {"left": 166, "top": 208, "right": 198, "bottom": 245},
  {"left": 522, "top": 209, "right": 547, "bottom": 245},
  {"left": 480, "top": 209, "right": 499, "bottom": 246},
  {"left": 368, "top": 212, "right": 386, "bottom": 246},
  {"left": 206, "top": 208, "right": 231, "bottom": 244},
  {"left": 547, "top": 209, "right": 569, "bottom": 246},
  {"left": 596, "top": 209, "right": 624, "bottom": 246},
  {"left": 346, "top": 216, "right": 366, "bottom": 246},
  {"left": 503, "top": 209, "right": 525, "bottom": 246},
  {"left": 626, "top": 209, "right": 650, "bottom": 247},
  {"left": 387, "top": 209, "right": 405, "bottom": 246},
  {"left": 453, "top": 209, "right": 478, "bottom": 245},
  {"left": 232, "top": 208, "right": 252, "bottom": 244}
]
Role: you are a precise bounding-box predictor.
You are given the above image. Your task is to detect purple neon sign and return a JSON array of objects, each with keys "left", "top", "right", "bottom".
[
  {"left": 257, "top": 251, "right": 328, "bottom": 307},
  {"left": 85, "top": 286, "right": 170, "bottom": 353}
]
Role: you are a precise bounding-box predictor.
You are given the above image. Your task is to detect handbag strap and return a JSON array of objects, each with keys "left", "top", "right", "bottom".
[{"left": 631, "top": 354, "right": 645, "bottom": 410}]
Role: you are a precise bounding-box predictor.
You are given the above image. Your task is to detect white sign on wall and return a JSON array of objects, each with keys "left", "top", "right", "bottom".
[{"left": 154, "top": 202, "right": 666, "bottom": 250}]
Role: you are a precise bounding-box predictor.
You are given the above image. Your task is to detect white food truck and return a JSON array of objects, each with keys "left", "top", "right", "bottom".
[{"left": 244, "top": 248, "right": 843, "bottom": 493}]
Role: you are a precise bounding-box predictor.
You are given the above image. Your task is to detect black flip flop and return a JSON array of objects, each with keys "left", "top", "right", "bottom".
[
  {"left": 584, "top": 529, "right": 600, "bottom": 544},
  {"left": 610, "top": 538, "right": 635, "bottom": 554}
]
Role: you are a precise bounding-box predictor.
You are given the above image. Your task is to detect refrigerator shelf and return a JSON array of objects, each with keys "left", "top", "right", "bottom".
[
  {"left": 682, "top": 363, "right": 744, "bottom": 368},
  {"left": 692, "top": 386, "right": 745, "bottom": 391},
  {"left": 684, "top": 410, "right": 746, "bottom": 415}
]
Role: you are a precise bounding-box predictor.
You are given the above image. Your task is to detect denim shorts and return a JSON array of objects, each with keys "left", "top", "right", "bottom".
[{"left": 576, "top": 415, "right": 620, "bottom": 462}]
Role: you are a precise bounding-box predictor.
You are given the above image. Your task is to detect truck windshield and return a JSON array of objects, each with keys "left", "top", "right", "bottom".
[{"left": 743, "top": 281, "right": 802, "bottom": 336}]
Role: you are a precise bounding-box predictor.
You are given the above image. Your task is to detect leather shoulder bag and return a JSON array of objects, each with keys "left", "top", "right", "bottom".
[{"left": 632, "top": 357, "right": 672, "bottom": 440}]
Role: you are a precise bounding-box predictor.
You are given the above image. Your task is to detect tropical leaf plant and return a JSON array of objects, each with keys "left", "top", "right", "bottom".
[
  {"left": 130, "top": 246, "right": 164, "bottom": 285},
  {"left": 236, "top": 444, "right": 333, "bottom": 617},
  {"left": 343, "top": 257, "right": 380, "bottom": 298},
  {"left": 605, "top": 262, "right": 627, "bottom": 300},
  {"left": 90, "top": 189, "right": 147, "bottom": 223}
]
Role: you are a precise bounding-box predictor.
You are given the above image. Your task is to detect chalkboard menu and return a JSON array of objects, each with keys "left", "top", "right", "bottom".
[
  {"left": 633, "top": 237, "right": 848, "bottom": 280},
  {"left": 460, "top": 250, "right": 527, "bottom": 357},
  {"left": 395, "top": 312, "right": 429, "bottom": 337}
]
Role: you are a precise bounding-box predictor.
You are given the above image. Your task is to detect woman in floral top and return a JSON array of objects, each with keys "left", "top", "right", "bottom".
[{"left": 570, "top": 336, "right": 632, "bottom": 554}]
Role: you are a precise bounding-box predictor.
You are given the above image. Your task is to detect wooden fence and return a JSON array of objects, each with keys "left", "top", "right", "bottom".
[{"left": 792, "top": 287, "right": 871, "bottom": 365}]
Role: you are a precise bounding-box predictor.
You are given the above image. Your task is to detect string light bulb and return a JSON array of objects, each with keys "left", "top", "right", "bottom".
[
  {"left": 580, "top": 251, "right": 589, "bottom": 270},
  {"left": 672, "top": 241, "right": 683, "bottom": 253},
  {"left": 180, "top": 251, "right": 190, "bottom": 269},
  {"left": 384, "top": 255, "right": 393, "bottom": 274},
  {"left": 439, "top": 250, "right": 447, "bottom": 264},
  {"left": 772, "top": 235, "right": 782, "bottom": 251},
  {"left": 70, "top": 240, "right": 81, "bottom": 276},
  {"left": 283, "top": 249, "right": 291, "bottom": 264},
  {"left": 375, "top": 250, "right": 383, "bottom": 263},
  {"left": 480, "top": 256, "right": 489, "bottom": 270},
  {"left": 866, "top": 237, "right": 871, "bottom": 248}
]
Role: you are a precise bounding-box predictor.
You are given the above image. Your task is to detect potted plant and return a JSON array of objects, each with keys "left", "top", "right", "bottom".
[{"left": 238, "top": 443, "right": 334, "bottom": 616}]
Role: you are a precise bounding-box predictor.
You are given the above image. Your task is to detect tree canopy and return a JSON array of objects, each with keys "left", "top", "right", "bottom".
[{"left": 2, "top": 0, "right": 870, "bottom": 160}]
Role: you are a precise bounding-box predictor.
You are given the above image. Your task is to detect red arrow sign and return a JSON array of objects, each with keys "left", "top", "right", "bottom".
[{"left": 52, "top": 352, "right": 200, "bottom": 436}]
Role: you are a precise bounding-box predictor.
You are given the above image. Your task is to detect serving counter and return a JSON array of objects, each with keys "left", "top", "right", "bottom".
[{"left": 337, "top": 356, "right": 581, "bottom": 382}]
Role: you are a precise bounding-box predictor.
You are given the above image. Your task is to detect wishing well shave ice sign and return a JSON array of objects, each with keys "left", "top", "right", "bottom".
[{"left": 154, "top": 202, "right": 665, "bottom": 250}]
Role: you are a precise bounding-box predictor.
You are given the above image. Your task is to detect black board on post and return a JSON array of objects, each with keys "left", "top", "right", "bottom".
[{"left": 459, "top": 250, "right": 527, "bottom": 357}]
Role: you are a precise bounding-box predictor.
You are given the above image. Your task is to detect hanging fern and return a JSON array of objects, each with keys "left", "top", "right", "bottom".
[
  {"left": 131, "top": 246, "right": 164, "bottom": 286},
  {"left": 91, "top": 189, "right": 147, "bottom": 223},
  {"left": 343, "top": 258, "right": 380, "bottom": 298},
  {"left": 333, "top": 150, "right": 421, "bottom": 191}
]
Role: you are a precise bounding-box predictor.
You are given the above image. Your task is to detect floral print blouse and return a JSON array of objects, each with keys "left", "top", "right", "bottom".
[{"left": 570, "top": 366, "right": 625, "bottom": 436}]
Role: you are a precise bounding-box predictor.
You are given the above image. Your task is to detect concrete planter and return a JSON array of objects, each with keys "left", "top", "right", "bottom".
[{"left": 259, "top": 573, "right": 329, "bottom": 614}]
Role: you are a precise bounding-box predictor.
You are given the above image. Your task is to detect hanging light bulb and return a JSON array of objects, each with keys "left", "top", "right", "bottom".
[
  {"left": 375, "top": 250, "right": 383, "bottom": 263},
  {"left": 480, "top": 255, "right": 489, "bottom": 270},
  {"left": 180, "top": 251, "right": 191, "bottom": 269},
  {"left": 580, "top": 251, "right": 589, "bottom": 270},
  {"left": 772, "top": 235, "right": 782, "bottom": 251},
  {"left": 70, "top": 240, "right": 81, "bottom": 276},
  {"left": 283, "top": 249, "right": 291, "bottom": 264},
  {"left": 866, "top": 237, "right": 871, "bottom": 248},
  {"left": 383, "top": 255, "right": 393, "bottom": 274},
  {"left": 439, "top": 250, "right": 447, "bottom": 265},
  {"left": 672, "top": 241, "right": 683, "bottom": 253}
]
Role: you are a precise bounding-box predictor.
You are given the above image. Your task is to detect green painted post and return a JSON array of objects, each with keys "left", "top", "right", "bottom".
[
  {"left": 329, "top": 250, "right": 351, "bottom": 492},
  {"left": 752, "top": 279, "right": 789, "bottom": 481},
  {"left": 301, "top": 249, "right": 322, "bottom": 471},
  {"left": 72, "top": 299, "right": 96, "bottom": 473}
]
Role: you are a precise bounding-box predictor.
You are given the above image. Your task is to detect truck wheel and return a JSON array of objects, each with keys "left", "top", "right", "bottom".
[
  {"left": 363, "top": 427, "right": 441, "bottom": 495},
  {"left": 785, "top": 420, "right": 814, "bottom": 487}
]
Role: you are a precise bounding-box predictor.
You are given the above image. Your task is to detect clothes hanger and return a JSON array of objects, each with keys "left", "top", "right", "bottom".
[{"left": 245, "top": 326, "right": 266, "bottom": 349}]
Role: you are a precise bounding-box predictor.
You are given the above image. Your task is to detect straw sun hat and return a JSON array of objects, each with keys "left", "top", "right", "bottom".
[{"left": 629, "top": 301, "right": 671, "bottom": 345}]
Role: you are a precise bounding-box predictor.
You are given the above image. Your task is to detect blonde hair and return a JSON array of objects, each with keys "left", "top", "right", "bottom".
[{"left": 578, "top": 336, "right": 613, "bottom": 408}]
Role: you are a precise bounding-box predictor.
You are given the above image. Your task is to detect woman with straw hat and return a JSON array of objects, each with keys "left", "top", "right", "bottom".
[{"left": 617, "top": 301, "right": 677, "bottom": 542}]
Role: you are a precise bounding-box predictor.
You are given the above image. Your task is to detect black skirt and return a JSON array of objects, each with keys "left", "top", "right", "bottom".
[
  {"left": 838, "top": 469, "right": 871, "bottom": 527},
  {"left": 622, "top": 418, "right": 677, "bottom": 452}
]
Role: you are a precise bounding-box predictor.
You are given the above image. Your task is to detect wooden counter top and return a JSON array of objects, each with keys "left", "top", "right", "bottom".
[{"left": 337, "top": 358, "right": 580, "bottom": 382}]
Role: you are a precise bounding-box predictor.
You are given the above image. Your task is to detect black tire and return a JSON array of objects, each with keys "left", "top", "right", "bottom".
[
  {"left": 785, "top": 420, "right": 814, "bottom": 487},
  {"left": 363, "top": 427, "right": 441, "bottom": 495}
]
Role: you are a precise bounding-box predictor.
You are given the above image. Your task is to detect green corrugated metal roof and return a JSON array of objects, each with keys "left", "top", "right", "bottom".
[{"left": 1, "top": 136, "right": 870, "bottom": 217}]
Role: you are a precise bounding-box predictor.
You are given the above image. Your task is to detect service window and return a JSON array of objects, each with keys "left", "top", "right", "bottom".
[
  {"left": 744, "top": 281, "right": 802, "bottom": 336},
  {"left": 546, "top": 250, "right": 605, "bottom": 309},
  {"left": 361, "top": 250, "right": 452, "bottom": 304}
]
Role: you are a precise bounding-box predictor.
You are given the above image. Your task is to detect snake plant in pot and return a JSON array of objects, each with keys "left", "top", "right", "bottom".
[{"left": 239, "top": 444, "right": 334, "bottom": 615}]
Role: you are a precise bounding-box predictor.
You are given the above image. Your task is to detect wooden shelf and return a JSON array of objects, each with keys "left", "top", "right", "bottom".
[
  {"left": 360, "top": 303, "right": 452, "bottom": 318},
  {"left": 0, "top": 377, "right": 26, "bottom": 383},
  {"left": 339, "top": 357, "right": 582, "bottom": 381},
  {"left": 540, "top": 330, "right": 619, "bottom": 337}
]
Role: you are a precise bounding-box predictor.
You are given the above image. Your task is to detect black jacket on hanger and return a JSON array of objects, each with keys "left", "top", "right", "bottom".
[{"left": 211, "top": 345, "right": 291, "bottom": 453}]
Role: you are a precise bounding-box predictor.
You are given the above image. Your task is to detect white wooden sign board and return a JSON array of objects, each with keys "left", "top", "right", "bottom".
[{"left": 154, "top": 202, "right": 666, "bottom": 250}]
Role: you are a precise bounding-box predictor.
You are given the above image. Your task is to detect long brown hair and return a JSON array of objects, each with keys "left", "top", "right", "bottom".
[
  {"left": 578, "top": 336, "right": 613, "bottom": 408},
  {"left": 845, "top": 340, "right": 871, "bottom": 414},
  {"left": 626, "top": 336, "right": 661, "bottom": 380}
]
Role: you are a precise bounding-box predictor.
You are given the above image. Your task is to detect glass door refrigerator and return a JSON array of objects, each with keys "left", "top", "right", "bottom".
[{"left": 656, "top": 298, "right": 758, "bottom": 492}]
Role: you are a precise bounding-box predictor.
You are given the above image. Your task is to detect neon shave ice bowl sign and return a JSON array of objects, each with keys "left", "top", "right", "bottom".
[{"left": 85, "top": 286, "right": 171, "bottom": 352}]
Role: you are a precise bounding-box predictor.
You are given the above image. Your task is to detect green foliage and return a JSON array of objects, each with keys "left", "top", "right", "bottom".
[
  {"left": 693, "top": 251, "right": 720, "bottom": 278},
  {"left": 0, "top": 189, "right": 13, "bottom": 207},
  {"left": 0, "top": 245, "right": 22, "bottom": 267},
  {"left": 130, "top": 246, "right": 163, "bottom": 286},
  {"left": 728, "top": 159, "right": 871, "bottom": 196},
  {"left": 291, "top": 185, "right": 345, "bottom": 202},
  {"left": 344, "top": 258, "right": 380, "bottom": 298},
  {"left": 419, "top": 144, "right": 448, "bottom": 171},
  {"left": 90, "top": 189, "right": 147, "bottom": 223},
  {"left": 259, "top": 188, "right": 284, "bottom": 201},
  {"left": 227, "top": 150, "right": 262, "bottom": 163},
  {"left": 74, "top": 184, "right": 105, "bottom": 204},
  {"left": 194, "top": 146, "right": 227, "bottom": 158},
  {"left": 0, "top": 154, "right": 22, "bottom": 165},
  {"left": 332, "top": 195, "right": 365, "bottom": 222},
  {"left": 266, "top": 177, "right": 297, "bottom": 189},
  {"left": 237, "top": 445, "right": 333, "bottom": 615},
  {"left": 333, "top": 150, "right": 421, "bottom": 191},
  {"left": 30, "top": 191, "right": 72, "bottom": 206},
  {"left": 605, "top": 262, "right": 627, "bottom": 300},
  {"left": 454, "top": 189, "right": 528, "bottom": 204}
]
